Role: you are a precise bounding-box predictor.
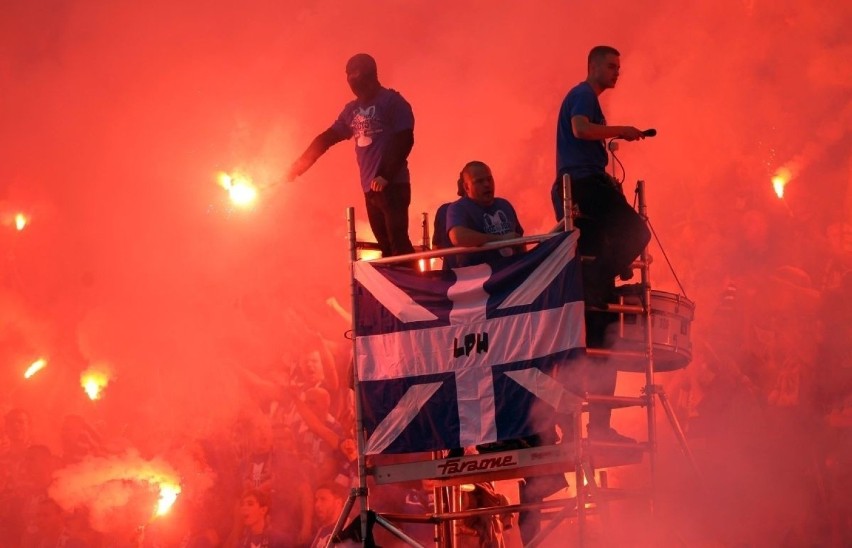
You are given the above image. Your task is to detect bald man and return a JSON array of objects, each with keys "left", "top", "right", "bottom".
[
  {"left": 445, "top": 161, "right": 524, "bottom": 269},
  {"left": 288, "top": 53, "right": 416, "bottom": 258}
]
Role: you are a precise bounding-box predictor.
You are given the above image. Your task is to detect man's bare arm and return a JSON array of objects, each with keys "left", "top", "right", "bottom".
[
  {"left": 572, "top": 115, "right": 645, "bottom": 141},
  {"left": 449, "top": 226, "right": 520, "bottom": 247}
]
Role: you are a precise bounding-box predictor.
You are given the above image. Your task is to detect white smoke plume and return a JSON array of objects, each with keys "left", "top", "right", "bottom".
[{"left": 48, "top": 450, "right": 183, "bottom": 534}]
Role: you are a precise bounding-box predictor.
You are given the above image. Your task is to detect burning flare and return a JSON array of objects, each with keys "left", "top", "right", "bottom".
[
  {"left": 48, "top": 451, "right": 183, "bottom": 533},
  {"left": 24, "top": 358, "right": 47, "bottom": 379},
  {"left": 80, "top": 367, "right": 110, "bottom": 400},
  {"left": 218, "top": 171, "right": 258, "bottom": 207},
  {"left": 15, "top": 213, "right": 28, "bottom": 231},
  {"left": 156, "top": 482, "right": 182, "bottom": 516},
  {"left": 772, "top": 167, "right": 792, "bottom": 199}
]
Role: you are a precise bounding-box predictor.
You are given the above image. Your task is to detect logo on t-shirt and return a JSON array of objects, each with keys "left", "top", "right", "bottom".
[
  {"left": 352, "top": 105, "right": 377, "bottom": 147},
  {"left": 483, "top": 210, "right": 516, "bottom": 257},
  {"left": 483, "top": 211, "right": 511, "bottom": 235}
]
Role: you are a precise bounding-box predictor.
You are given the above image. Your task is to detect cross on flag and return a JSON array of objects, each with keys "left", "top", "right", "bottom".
[{"left": 353, "top": 231, "right": 585, "bottom": 454}]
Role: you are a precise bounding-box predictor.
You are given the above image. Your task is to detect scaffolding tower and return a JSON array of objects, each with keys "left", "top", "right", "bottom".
[{"left": 332, "top": 176, "right": 698, "bottom": 547}]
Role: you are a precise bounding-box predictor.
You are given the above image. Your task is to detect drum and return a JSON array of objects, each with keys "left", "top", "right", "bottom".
[{"left": 607, "top": 288, "right": 695, "bottom": 372}]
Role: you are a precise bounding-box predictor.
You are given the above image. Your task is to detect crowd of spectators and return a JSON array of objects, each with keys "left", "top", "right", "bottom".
[
  {"left": 0, "top": 298, "right": 455, "bottom": 548},
  {"left": 2, "top": 210, "right": 850, "bottom": 546}
]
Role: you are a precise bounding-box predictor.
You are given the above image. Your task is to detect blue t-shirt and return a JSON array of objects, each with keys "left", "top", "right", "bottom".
[
  {"left": 432, "top": 202, "right": 452, "bottom": 250},
  {"left": 445, "top": 196, "right": 523, "bottom": 268},
  {"left": 331, "top": 87, "right": 414, "bottom": 193},
  {"left": 556, "top": 81, "right": 608, "bottom": 179},
  {"left": 236, "top": 529, "right": 288, "bottom": 548}
]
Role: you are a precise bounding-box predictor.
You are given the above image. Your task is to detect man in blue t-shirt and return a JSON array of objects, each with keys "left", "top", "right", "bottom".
[
  {"left": 447, "top": 162, "right": 569, "bottom": 546},
  {"left": 550, "top": 46, "right": 645, "bottom": 455},
  {"left": 445, "top": 161, "right": 524, "bottom": 269},
  {"left": 287, "top": 53, "right": 416, "bottom": 258},
  {"left": 432, "top": 178, "right": 465, "bottom": 251},
  {"left": 551, "top": 45, "right": 651, "bottom": 308}
]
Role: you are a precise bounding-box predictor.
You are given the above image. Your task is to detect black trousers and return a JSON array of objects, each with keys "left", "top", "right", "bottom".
[
  {"left": 365, "top": 183, "right": 416, "bottom": 257},
  {"left": 552, "top": 172, "right": 648, "bottom": 429},
  {"left": 551, "top": 171, "right": 650, "bottom": 279}
]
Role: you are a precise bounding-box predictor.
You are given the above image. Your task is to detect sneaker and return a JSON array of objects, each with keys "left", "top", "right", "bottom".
[
  {"left": 519, "top": 473, "right": 569, "bottom": 501},
  {"left": 588, "top": 426, "right": 638, "bottom": 445}
]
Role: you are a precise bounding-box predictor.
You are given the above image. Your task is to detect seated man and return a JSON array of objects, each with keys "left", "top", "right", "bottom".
[
  {"left": 446, "top": 160, "right": 566, "bottom": 546},
  {"left": 446, "top": 160, "right": 524, "bottom": 265}
]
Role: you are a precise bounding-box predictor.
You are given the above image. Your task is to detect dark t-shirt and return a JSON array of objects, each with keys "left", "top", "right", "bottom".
[
  {"left": 445, "top": 196, "right": 523, "bottom": 268},
  {"left": 235, "top": 528, "right": 288, "bottom": 548},
  {"left": 309, "top": 524, "right": 335, "bottom": 548},
  {"left": 331, "top": 87, "right": 414, "bottom": 192},
  {"left": 432, "top": 202, "right": 452, "bottom": 249},
  {"left": 433, "top": 201, "right": 455, "bottom": 271},
  {"left": 556, "top": 81, "right": 608, "bottom": 179}
]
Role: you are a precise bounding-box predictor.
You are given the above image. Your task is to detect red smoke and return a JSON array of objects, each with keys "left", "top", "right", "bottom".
[{"left": 1, "top": 1, "right": 850, "bottom": 545}]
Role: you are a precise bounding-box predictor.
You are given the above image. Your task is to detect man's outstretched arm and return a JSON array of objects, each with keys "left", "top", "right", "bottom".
[{"left": 287, "top": 128, "right": 345, "bottom": 181}]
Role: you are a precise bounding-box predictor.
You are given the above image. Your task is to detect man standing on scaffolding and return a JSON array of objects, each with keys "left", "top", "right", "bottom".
[
  {"left": 287, "top": 53, "right": 416, "bottom": 258},
  {"left": 551, "top": 45, "right": 650, "bottom": 307},
  {"left": 551, "top": 46, "right": 651, "bottom": 444}
]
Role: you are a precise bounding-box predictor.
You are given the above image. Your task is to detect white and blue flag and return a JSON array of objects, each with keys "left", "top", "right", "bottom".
[{"left": 353, "top": 231, "right": 585, "bottom": 454}]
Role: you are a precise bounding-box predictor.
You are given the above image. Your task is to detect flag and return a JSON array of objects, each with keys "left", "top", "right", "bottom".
[{"left": 353, "top": 231, "right": 585, "bottom": 454}]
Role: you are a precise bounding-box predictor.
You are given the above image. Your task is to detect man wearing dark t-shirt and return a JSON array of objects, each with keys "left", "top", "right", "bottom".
[
  {"left": 431, "top": 178, "right": 465, "bottom": 255},
  {"left": 309, "top": 482, "right": 348, "bottom": 548},
  {"left": 446, "top": 161, "right": 567, "bottom": 546},
  {"left": 232, "top": 490, "right": 288, "bottom": 548},
  {"left": 288, "top": 53, "right": 416, "bottom": 258},
  {"left": 551, "top": 45, "right": 650, "bottom": 307},
  {"left": 446, "top": 161, "right": 524, "bottom": 269},
  {"left": 551, "top": 46, "right": 647, "bottom": 446}
]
